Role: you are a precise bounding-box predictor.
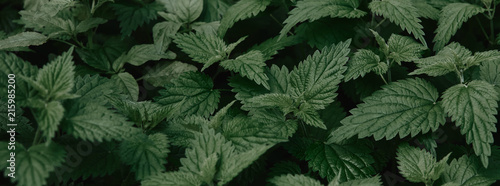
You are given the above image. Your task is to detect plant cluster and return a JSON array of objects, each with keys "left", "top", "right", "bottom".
[{"left": 0, "top": 0, "right": 499, "bottom": 185}]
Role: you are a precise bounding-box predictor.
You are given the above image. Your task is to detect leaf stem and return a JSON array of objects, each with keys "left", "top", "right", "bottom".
[
  {"left": 373, "top": 18, "right": 387, "bottom": 29},
  {"left": 32, "top": 127, "right": 41, "bottom": 146},
  {"left": 475, "top": 16, "right": 490, "bottom": 44},
  {"left": 379, "top": 74, "right": 388, "bottom": 85},
  {"left": 386, "top": 59, "right": 392, "bottom": 83}
]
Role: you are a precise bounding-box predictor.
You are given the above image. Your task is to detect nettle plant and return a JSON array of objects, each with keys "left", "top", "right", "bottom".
[{"left": 0, "top": 0, "right": 500, "bottom": 185}]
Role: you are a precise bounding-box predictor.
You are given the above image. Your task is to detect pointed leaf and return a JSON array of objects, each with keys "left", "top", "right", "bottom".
[
  {"left": 218, "top": 0, "right": 272, "bottom": 36},
  {"left": 153, "top": 21, "right": 182, "bottom": 53},
  {"left": 34, "top": 101, "right": 64, "bottom": 141},
  {"left": 14, "top": 143, "right": 66, "bottom": 186},
  {"left": 36, "top": 47, "right": 75, "bottom": 100},
  {"left": 112, "top": 72, "right": 139, "bottom": 101},
  {"left": 387, "top": 34, "right": 426, "bottom": 63},
  {"left": 0, "top": 32, "right": 48, "bottom": 50},
  {"left": 344, "top": 49, "right": 386, "bottom": 81},
  {"left": 396, "top": 143, "right": 450, "bottom": 184},
  {"left": 141, "top": 61, "right": 197, "bottom": 87},
  {"left": 173, "top": 32, "right": 226, "bottom": 66},
  {"left": 220, "top": 50, "right": 270, "bottom": 89},
  {"left": 269, "top": 174, "right": 322, "bottom": 186}
]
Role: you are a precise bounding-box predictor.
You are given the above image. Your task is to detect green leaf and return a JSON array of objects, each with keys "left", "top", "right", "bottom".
[
  {"left": 153, "top": 21, "right": 182, "bottom": 53},
  {"left": 0, "top": 52, "right": 38, "bottom": 106},
  {"left": 119, "top": 44, "right": 176, "bottom": 66},
  {"left": 269, "top": 174, "right": 322, "bottom": 186},
  {"left": 294, "top": 102, "right": 326, "bottom": 129},
  {"left": 75, "top": 37, "right": 130, "bottom": 72},
  {"left": 266, "top": 65, "right": 291, "bottom": 94},
  {"left": 112, "top": 72, "right": 139, "bottom": 101},
  {"left": 370, "top": 29, "right": 389, "bottom": 56},
  {"left": 329, "top": 175, "right": 382, "bottom": 186},
  {"left": 295, "top": 19, "right": 357, "bottom": 49},
  {"left": 243, "top": 93, "right": 294, "bottom": 113},
  {"left": 480, "top": 60, "right": 500, "bottom": 94},
  {"left": 111, "top": 2, "right": 161, "bottom": 37},
  {"left": 63, "top": 101, "right": 138, "bottom": 142},
  {"left": 305, "top": 141, "right": 375, "bottom": 182},
  {"left": 35, "top": 47, "right": 76, "bottom": 101},
  {"left": 288, "top": 40, "right": 350, "bottom": 110},
  {"left": 0, "top": 32, "right": 48, "bottom": 50},
  {"left": 441, "top": 155, "right": 496, "bottom": 186},
  {"left": 191, "top": 21, "right": 221, "bottom": 35},
  {"left": 387, "top": 34, "right": 426, "bottom": 63},
  {"left": 18, "top": 8, "right": 73, "bottom": 39},
  {"left": 251, "top": 108, "right": 299, "bottom": 139},
  {"left": 441, "top": 80, "right": 499, "bottom": 168},
  {"left": 173, "top": 32, "right": 226, "bottom": 66},
  {"left": 216, "top": 144, "right": 270, "bottom": 185},
  {"left": 411, "top": 0, "right": 440, "bottom": 20},
  {"left": 161, "top": 0, "right": 203, "bottom": 23},
  {"left": 369, "top": 0, "right": 427, "bottom": 46},
  {"left": 229, "top": 75, "right": 268, "bottom": 104},
  {"left": 279, "top": 0, "right": 366, "bottom": 40},
  {"left": 433, "top": 3, "right": 485, "bottom": 51},
  {"left": 344, "top": 49, "right": 387, "bottom": 81},
  {"left": 142, "top": 171, "right": 202, "bottom": 186},
  {"left": 218, "top": 0, "right": 272, "bottom": 36},
  {"left": 140, "top": 61, "right": 198, "bottom": 87},
  {"left": 220, "top": 50, "right": 270, "bottom": 89},
  {"left": 155, "top": 71, "right": 220, "bottom": 117},
  {"left": 34, "top": 101, "right": 64, "bottom": 141},
  {"left": 120, "top": 133, "right": 170, "bottom": 180},
  {"left": 108, "top": 97, "right": 176, "bottom": 129},
  {"left": 75, "top": 18, "right": 107, "bottom": 34},
  {"left": 396, "top": 143, "right": 450, "bottom": 184},
  {"left": 73, "top": 75, "right": 115, "bottom": 105},
  {"left": 14, "top": 143, "right": 66, "bottom": 186},
  {"left": 250, "top": 35, "right": 301, "bottom": 60},
  {"left": 329, "top": 78, "right": 445, "bottom": 143}
]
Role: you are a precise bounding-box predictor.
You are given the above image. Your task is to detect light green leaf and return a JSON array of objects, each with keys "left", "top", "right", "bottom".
[
  {"left": 0, "top": 52, "right": 38, "bottom": 106},
  {"left": 370, "top": 29, "right": 389, "bottom": 56},
  {"left": 480, "top": 60, "right": 500, "bottom": 94},
  {"left": 155, "top": 71, "right": 220, "bottom": 117},
  {"left": 218, "top": 0, "right": 272, "bottom": 36},
  {"left": 111, "top": 2, "right": 161, "bottom": 37},
  {"left": 120, "top": 44, "right": 176, "bottom": 66},
  {"left": 344, "top": 49, "right": 387, "bottom": 81},
  {"left": 294, "top": 102, "right": 326, "bottom": 129},
  {"left": 396, "top": 143, "right": 450, "bottom": 184},
  {"left": 120, "top": 133, "right": 170, "bottom": 180},
  {"left": 288, "top": 40, "right": 350, "bottom": 110},
  {"left": 34, "top": 101, "right": 64, "bottom": 141},
  {"left": 220, "top": 50, "right": 270, "bottom": 89},
  {"left": 387, "top": 34, "right": 426, "bottom": 63},
  {"left": 369, "top": 0, "right": 427, "bottom": 46},
  {"left": 280, "top": 0, "right": 366, "bottom": 40},
  {"left": 36, "top": 47, "right": 76, "bottom": 100},
  {"left": 141, "top": 61, "right": 198, "bottom": 87},
  {"left": 266, "top": 65, "right": 291, "bottom": 94},
  {"left": 411, "top": 0, "right": 440, "bottom": 20},
  {"left": 191, "top": 21, "right": 221, "bottom": 35},
  {"left": 72, "top": 75, "right": 115, "bottom": 105},
  {"left": 269, "top": 174, "right": 322, "bottom": 186},
  {"left": 173, "top": 32, "right": 226, "bottom": 66},
  {"left": 329, "top": 175, "right": 382, "bottom": 186},
  {"left": 161, "top": 0, "right": 203, "bottom": 23},
  {"left": 250, "top": 35, "right": 301, "bottom": 60},
  {"left": 442, "top": 80, "right": 499, "bottom": 168},
  {"left": 153, "top": 21, "right": 182, "bottom": 53},
  {"left": 305, "top": 141, "right": 375, "bottom": 182},
  {"left": 433, "top": 3, "right": 485, "bottom": 51},
  {"left": 63, "top": 102, "right": 138, "bottom": 142},
  {"left": 441, "top": 155, "right": 495, "bottom": 186},
  {"left": 14, "top": 143, "right": 66, "bottom": 186},
  {"left": 0, "top": 32, "right": 48, "bottom": 50},
  {"left": 75, "top": 18, "right": 107, "bottom": 34},
  {"left": 112, "top": 72, "right": 139, "bottom": 101},
  {"left": 243, "top": 93, "right": 294, "bottom": 112},
  {"left": 142, "top": 171, "right": 202, "bottom": 186},
  {"left": 329, "top": 78, "right": 445, "bottom": 143}
]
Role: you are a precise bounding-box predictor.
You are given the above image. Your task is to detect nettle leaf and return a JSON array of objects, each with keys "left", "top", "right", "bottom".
[
  {"left": 112, "top": 72, "right": 139, "bottom": 101},
  {"left": 220, "top": 50, "right": 270, "bottom": 89},
  {"left": 480, "top": 60, "right": 500, "bottom": 94},
  {"left": 269, "top": 174, "right": 322, "bottom": 186},
  {"left": 153, "top": 21, "right": 182, "bottom": 53},
  {"left": 305, "top": 141, "right": 375, "bottom": 182},
  {"left": 0, "top": 52, "right": 38, "bottom": 106},
  {"left": 396, "top": 143, "right": 450, "bottom": 184},
  {"left": 119, "top": 44, "right": 176, "bottom": 66},
  {"left": 329, "top": 174, "right": 382, "bottom": 186},
  {"left": 62, "top": 101, "right": 138, "bottom": 142},
  {"left": 295, "top": 19, "right": 357, "bottom": 49},
  {"left": 387, "top": 34, "right": 426, "bottom": 63},
  {"left": 216, "top": 145, "right": 270, "bottom": 184},
  {"left": 75, "top": 18, "right": 107, "bottom": 34},
  {"left": 0, "top": 32, "right": 48, "bottom": 50},
  {"left": 288, "top": 39, "right": 350, "bottom": 110},
  {"left": 370, "top": 29, "right": 389, "bottom": 56},
  {"left": 155, "top": 71, "right": 220, "bottom": 117},
  {"left": 433, "top": 3, "right": 485, "bottom": 51},
  {"left": 108, "top": 97, "right": 176, "bottom": 129},
  {"left": 266, "top": 65, "right": 291, "bottom": 94},
  {"left": 111, "top": 2, "right": 161, "bottom": 37},
  {"left": 34, "top": 101, "right": 64, "bottom": 141},
  {"left": 18, "top": 9, "right": 73, "bottom": 39},
  {"left": 13, "top": 143, "right": 66, "bottom": 186},
  {"left": 161, "top": 0, "right": 203, "bottom": 23},
  {"left": 141, "top": 61, "right": 198, "bottom": 87},
  {"left": 142, "top": 171, "right": 202, "bottom": 186},
  {"left": 173, "top": 32, "right": 226, "bottom": 66},
  {"left": 229, "top": 75, "right": 268, "bottom": 104},
  {"left": 441, "top": 80, "right": 499, "bottom": 168},
  {"left": 329, "top": 78, "right": 445, "bottom": 143},
  {"left": 76, "top": 37, "right": 130, "bottom": 72},
  {"left": 191, "top": 21, "right": 221, "bottom": 35},
  {"left": 369, "top": 0, "right": 427, "bottom": 46},
  {"left": 279, "top": 0, "right": 366, "bottom": 40},
  {"left": 251, "top": 108, "right": 299, "bottom": 139},
  {"left": 411, "top": 0, "right": 440, "bottom": 20},
  {"left": 218, "top": 0, "right": 272, "bottom": 36},
  {"left": 250, "top": 35, "right": 301, "bottom": 60},
  {"left": 73, "top": 75, "right": 115, "bottom": 105},
  {"left": 344, "top": 49, "right": 387, "bottom": 81},
  {"left": 441, "top": 155, "right": 496, "bottom": 186},
  {"left": 294, "top": 102, "right": 326, "bottom": 129},
  {"left": 120, "top": 133, "right": 170, "bottom": 180},
  {"left": 35, "top": 47, "right": 76, "bottom": 101}
]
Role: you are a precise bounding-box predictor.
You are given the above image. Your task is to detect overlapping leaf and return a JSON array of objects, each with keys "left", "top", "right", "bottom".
[
  {"left": 396, "top": 143, "right": 450, "bottom": 184},
  {"left": 441, "top": 155, "right": 496, "bottom": 185},
  {"left": 220, "top": 50, "right": 270, "bottom": 89},
  {"left": 329, "top": 78, "right": 445, "bottom": 143},
  {"left": 0, "top": 32, "right": 48, "bottom": 50},
  {"left": 269, "top": 174, "right": 322, "bottom": 186},
  {"left": 344, "top": 49, "right": 387, "bottom": 81},
  {"left": 218, "top": 0, "right": 272, "bottom": 36}
]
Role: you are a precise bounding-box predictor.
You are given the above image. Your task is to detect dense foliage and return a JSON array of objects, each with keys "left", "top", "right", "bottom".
[{"left": 0, "top": 0, "right": 499, "bottom": 185}]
